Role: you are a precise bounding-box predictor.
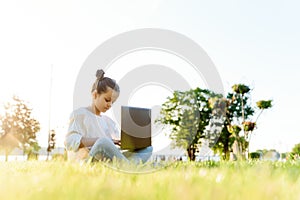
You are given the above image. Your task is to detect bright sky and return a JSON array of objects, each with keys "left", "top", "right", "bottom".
[{"left": 0, "top": 1, "right": 299, "bottom": 153}]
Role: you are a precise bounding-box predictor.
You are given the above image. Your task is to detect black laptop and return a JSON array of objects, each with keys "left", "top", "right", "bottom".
[{"left": 120, "top": 106, "right": 152, "bottom": 150}]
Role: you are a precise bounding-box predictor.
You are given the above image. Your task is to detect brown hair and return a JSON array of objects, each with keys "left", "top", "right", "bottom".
[{"left": 91, "top": 69, "right": 120, "bottom": 94}]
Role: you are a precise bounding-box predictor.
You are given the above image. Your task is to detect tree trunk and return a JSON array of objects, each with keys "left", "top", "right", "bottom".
[
  {"left": 224, "top": 139, "right": 230, "bottom": 160},
  {"left": 187, "top": 146, "right": 196, "bottom": 161},
  {"left": 5, "top": 149, "right": 9, "bottom": 162}
]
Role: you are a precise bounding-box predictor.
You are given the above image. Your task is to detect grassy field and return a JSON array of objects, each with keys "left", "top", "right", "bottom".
[{"left": 0, "top": 160, "right": 300, "bottom": 200}]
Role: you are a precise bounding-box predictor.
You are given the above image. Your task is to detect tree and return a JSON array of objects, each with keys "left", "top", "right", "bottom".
[
  {"left": 291, "top": 143, "right": 300, "bottom": 157},
  {"left": 158, "top": 84, "right": 272, "bottom": 161},
  {"left": 212, "top": 84, "right": 272, "bottom": 160},
  {"left": 292, "top": 143, "right": 300, "bottom": 155},
  {"left": 249, "top": 152, "right": 262, "bottom": 160},
  {"left": 0, "top": 130, "right": 21, "bottom": 161},
  {"left": 204, "top": 84, "right": 255, "bottom": 160},
  {"left": 157, "top": 88, "right": 221, "bottom": 161},
  {"left": 0, "top": 96, "right": 41, "bottom": 160}
]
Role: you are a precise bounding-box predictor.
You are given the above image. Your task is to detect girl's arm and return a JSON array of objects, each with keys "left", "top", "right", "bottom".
[{"left": 79, "top": 137, "right": 99, "bottom": 148}]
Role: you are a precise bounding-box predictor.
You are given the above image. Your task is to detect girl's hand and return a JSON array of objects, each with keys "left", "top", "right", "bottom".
[{"left": 112, "top": 139, "right": 121, "bottom": 146}]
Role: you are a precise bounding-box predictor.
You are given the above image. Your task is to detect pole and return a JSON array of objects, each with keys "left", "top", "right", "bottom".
[{"left": 47, "top": 65, "right": 53, "bottom": 161}]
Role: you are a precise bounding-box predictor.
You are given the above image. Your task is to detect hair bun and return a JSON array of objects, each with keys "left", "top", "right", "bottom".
[{"left": 96, "top": 69, "right": 105, "bottom": 80}]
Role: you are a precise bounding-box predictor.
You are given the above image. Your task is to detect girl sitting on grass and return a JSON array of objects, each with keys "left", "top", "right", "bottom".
[{"left": 64, "top": 69, "right": 152, "bottom": 164}]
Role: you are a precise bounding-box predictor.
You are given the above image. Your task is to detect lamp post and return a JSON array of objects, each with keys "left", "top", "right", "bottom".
[{"left": 46, "top": 65, "right": 53, "bottom": 161}]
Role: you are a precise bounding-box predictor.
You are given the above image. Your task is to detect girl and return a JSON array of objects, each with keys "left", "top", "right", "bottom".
[{"left": 65, "top": 69, "right": 153, "bottom": 163}]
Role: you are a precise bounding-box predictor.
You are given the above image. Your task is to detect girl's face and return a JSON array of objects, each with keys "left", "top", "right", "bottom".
[{"left": 92, "top": 87, "right": 119, "bottom": 115}]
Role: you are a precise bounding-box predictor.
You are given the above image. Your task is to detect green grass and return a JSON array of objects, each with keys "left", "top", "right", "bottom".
[{"left": 1, "top": 160, "right": 300, "bottom": 200}]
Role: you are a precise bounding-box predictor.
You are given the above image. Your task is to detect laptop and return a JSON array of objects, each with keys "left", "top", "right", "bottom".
[{"left": 120, "top": 106, "right": 152, "bottom": 151}]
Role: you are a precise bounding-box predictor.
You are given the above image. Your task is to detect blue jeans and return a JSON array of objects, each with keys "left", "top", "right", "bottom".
[{"left": 89, "top": 138, "right": 153, "bottom": 164}]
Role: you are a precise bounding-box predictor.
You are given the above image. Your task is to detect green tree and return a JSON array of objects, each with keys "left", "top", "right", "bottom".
[
  {"left": 291, "top": 143, "right": 300, "bottom": 157},
  {"left": 213, "top": 84, "right": 272, "bottom": 160},
  {"left": 157, "top": 84, "right": 272, "bottom": 161},
  {"left": 208, "top": 84, "right": 254, "bottom": 160},
  {"left": 157, "top": 88, "right": 220, "bottom": 161},
  {"left": 292, "top": 143, "right": 300, "bottom": 155},
  {"left": 249, "top": 152, "right": 261, "bottom": 160},
  {"left": 0, "top": 96, "right": 41, "bottom": 160}
]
